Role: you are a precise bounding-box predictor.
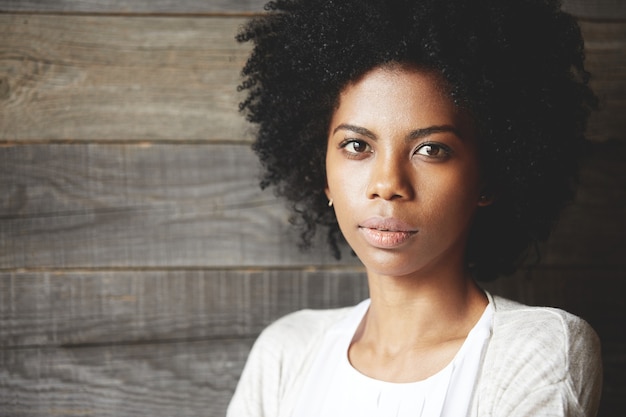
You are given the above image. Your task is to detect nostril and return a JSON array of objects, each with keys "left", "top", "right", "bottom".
[{"left": 366, "top": 158, "right": 415, "bottom": 201}]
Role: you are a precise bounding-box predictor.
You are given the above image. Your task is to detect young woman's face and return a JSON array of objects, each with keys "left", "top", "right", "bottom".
[{"left": 325, "top": 65, "right": 488, "bottom": 278}]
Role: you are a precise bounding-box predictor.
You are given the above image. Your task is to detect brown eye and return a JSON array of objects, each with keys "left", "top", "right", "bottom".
[
  {"left": 342, "top": 139, "right": 372, "bottom": 155},
  {"left": 415, "top": 143, "right": 451, "bottom": 160},
  {"left": 424, "top": 145, "right": 440, "bottom": 156}
]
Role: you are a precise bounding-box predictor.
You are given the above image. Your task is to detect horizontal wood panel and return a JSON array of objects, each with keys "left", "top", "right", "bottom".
[
  {"left": 562, "top": 0, "right": 626, "bottom": 20},
  {"left": 1, "top": 142, "right": 624, "bottom": 269},
  {"left": 0, "top": 0, "right": 267, "bottom": 14},
  {"left": 0, "top": 268, "right": 622, "bottom": 348},
  {"left": 0, "top": 15, "right": 251, "bottom": 141},
  {"left": 0, "top": 269, "right": 369, "bottom": 348},
  {"left": 0, "top": 4, "right": 623, "bottom": 416},
  {"left": 1, "top": 339, "right": 620, "bottom": 417},
  {"left": 0, "top": 339, "right": 251, "bottom": 417},
  {"left": 0, "top": 16, "right": 624, "bottom": 143},
  {"left": 0, "top": 0, "right": 623, "bottom": 19},
  {"left": 0, "top": 144, "right": 357, "bottom": 268},
  {"left": 0, "top": 269, "right": 623, "bottom": 417},
  {"left": 581, "top": 21, "right": 626, "bottom": 142}
]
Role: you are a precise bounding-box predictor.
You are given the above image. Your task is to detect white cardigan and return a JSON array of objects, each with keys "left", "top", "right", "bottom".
[{"left": 227, "top": 293, "right": 602, "bottom": 417}]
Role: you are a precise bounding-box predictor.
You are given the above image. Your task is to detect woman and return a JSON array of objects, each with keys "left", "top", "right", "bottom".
[{"left": 228, "top": 0, "right": 603, "bottom": 416}]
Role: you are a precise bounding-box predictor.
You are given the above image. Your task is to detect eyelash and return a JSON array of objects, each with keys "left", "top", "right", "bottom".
[
  {"left": 414, "top": 142, "right": 452, "bottom": 160},
  {"left": 339, "top": 139, "right": 452, "bottom": 160},
  {"left": 339, "top": 139, "right": 371, "bottom": 157}
]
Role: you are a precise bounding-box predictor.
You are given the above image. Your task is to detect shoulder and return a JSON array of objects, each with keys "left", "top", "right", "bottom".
[
  {"left": 478, "top": 294, "right": 602, "bottom": 416},
  {"left": 254, "top": 305, "right": 356, "bottom": 360},
  {"left": 243, "top": 302, "right": 363, "bottom": 385},
  {"left": 490, "top": 295, "right": 601, "bottom": 354},
  {"left": 227, "top": 304, "right": 361, "bottom": 417}
]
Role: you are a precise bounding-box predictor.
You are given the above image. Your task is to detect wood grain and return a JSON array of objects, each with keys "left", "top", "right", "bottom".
[
  {"left": 0, "top": 268, "right": 623, "bottom": 416},
  {"left": 0, "top": 267, "right": 621, "bottom": 348},
  {"left": 0, "top": 0, "right": 268, "bottom": 14},
  {"left": 0, "top": 269, "right": 369, "bottom": 348},
  {"left": 581, "top": 21, "right": 626, "bottom": 142},
  {"left": 0, "top": 16, "right": 624, "bottom": 143},
  {"left": 0, "top": 338, "right": 622, "bottom": 417},
  {"left": 0, "top": 15, "right": 251, "bottom": 141},
  {"left": 0, "top": 2, "right": 623, "bottom": 417},
  {"left": 0, "top": 339, "right": 250, "bottom": 417},
  {"left": 0, "top": 267, "right": 623, "bottom": 346},
  {"left": 1, "top": 142, "right": 624, "bottom": 269},
  {"left": 0, "top": 0, "right": 624, "bottom": 19},
  {"left": 0, "top": 143, "right": 357, "bottom": 268},
  {"left": 562, "top": 0, "right": 626, "bottom": 20}
]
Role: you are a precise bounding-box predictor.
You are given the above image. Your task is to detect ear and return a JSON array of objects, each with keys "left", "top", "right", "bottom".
[{"left": 324, "top": 185, "right": 331, "bottom": 201}]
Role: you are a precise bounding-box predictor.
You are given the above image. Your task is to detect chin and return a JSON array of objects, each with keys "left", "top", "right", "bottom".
[{"left": 358, "top": 251, "right": 429, "bottom": 278}]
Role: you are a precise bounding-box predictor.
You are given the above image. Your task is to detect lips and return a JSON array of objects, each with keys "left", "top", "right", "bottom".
[{"left": 358, "top": 217, "right": 418, "bottom": 248}]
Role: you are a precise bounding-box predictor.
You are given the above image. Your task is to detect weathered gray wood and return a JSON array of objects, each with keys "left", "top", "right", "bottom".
[
  {"left": 0, "top": 4, "right": 622, "bottom": 417},
  {"left": 0, "top": 15, "right": 251, "bottom": 141},
  {"left": 0, "top": 267, "right": 622, "bottom": 348},
  {"left": 0, "top": 16, "right": 624, "bottom": 143},
  {"left": 0, "top": 339, "right": 250, "bottom": 417},
  {"left": 581, "top": 21, "right": 626, "bottom": 142},
  {"left": 1, "top": 142, "right": 624, "bottom": 269},
  {"left": 0, "top": 144, "right": 358, "bottom": 268},
  {"left": 0, "top": 337, "right": 621, "bottom": 417},
  {"left": 0, "top": 0, "right": 623, "bottom": 19},
  {"left": 562, "top": 0, "right": 626, "bottom": 20},
  {"left": 0, "top": 269, "right": 369, "bottom": 348},
  {"left": 0, "top": 0, "right": 267, "bottom": 14},
  {"left": 0, "top": 268, "right": 623, "bottom": 417}
]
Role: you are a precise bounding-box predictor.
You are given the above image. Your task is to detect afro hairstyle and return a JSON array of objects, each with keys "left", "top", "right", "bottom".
[{"left": 236, "top": 0, "right": 597, "bottom": 281}]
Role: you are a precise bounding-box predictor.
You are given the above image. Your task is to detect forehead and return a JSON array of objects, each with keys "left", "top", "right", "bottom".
[
  {"left": 344, "top": 65, "right": 450, "bottom": 101},
  {"left": 332, "top": 65, "right": 474, "bottom": 136}
]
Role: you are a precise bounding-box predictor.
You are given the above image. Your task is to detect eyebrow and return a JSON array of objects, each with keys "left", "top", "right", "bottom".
[{"left": 332, "top": 123, "right": 461, "bottom": 142}]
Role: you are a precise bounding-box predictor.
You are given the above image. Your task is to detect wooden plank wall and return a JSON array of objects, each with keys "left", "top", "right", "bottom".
[{"left": 0, "top": 1, "right": 624, "bottom": 416}]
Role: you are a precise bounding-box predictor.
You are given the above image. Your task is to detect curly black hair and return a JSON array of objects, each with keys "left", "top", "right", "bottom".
[{"left": 236, "top": 0, "right": 597, "bottom": 281}]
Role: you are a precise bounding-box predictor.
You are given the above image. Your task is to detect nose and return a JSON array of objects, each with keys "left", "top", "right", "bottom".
[{"left": 366, "top": 155, "right": 414, "bottom": 201}]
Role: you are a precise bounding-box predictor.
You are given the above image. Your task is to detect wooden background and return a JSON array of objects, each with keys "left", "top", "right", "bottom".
[{"left": 0, "top": 1, "right": 624, "bottom": 416}]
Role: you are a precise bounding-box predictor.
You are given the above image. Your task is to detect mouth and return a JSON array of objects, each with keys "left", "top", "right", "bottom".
[{"left": 358, "top": 217, "right": 418, "bottom": 248}]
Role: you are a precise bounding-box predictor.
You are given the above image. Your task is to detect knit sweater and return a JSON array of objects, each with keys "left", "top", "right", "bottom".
[{"left": 227, "top": 294, "right": 602, "bottom": 417}]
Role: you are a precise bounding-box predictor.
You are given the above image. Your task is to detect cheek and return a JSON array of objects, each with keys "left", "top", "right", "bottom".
[
  {"left": 326, "top": 162, "right": 367, "bottom": 232},
  {"left": 326, "top": 155, "right": 363, "bottom": 197},
  {"left": 421, "top": 166, "right": 482, "bottom": 217},
  {"left": 328, "top": 172, "right": 360, "bottom": 214}
]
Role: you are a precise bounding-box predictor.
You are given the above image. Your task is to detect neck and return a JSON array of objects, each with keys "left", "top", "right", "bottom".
[{"left": 358, "top": 268, "right": 487, "bottom": 351}]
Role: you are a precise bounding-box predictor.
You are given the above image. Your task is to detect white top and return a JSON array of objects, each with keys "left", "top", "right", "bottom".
[
  {"left": 292, "top": 299, "right": 494, "bottom": 417},
  {"left": 227, "top": 294, "right": 603, "bottom": 417}
]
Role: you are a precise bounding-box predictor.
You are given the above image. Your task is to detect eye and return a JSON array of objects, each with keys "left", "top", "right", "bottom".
[
  {"left": 415, "top": 142, "right": 451, "bottom": 160},
  {"left": 340, "top": 139, "right": 372, "bottom": 156}
]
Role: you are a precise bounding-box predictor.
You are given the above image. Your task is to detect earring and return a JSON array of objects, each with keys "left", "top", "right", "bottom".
[
  {"left": 328, "top": 198, "right": 333, "bottom": 207},
  {"left": 478, "top": 194, "right": 492, "bottom": 206}
]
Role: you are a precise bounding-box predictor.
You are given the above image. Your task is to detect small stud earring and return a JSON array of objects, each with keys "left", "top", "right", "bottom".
[
  {"left": 479, "top": 194, "right": 492, "bottom": 205},
  {"left": 328, "top": 198, "right": 333, "bottom": 207}
]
